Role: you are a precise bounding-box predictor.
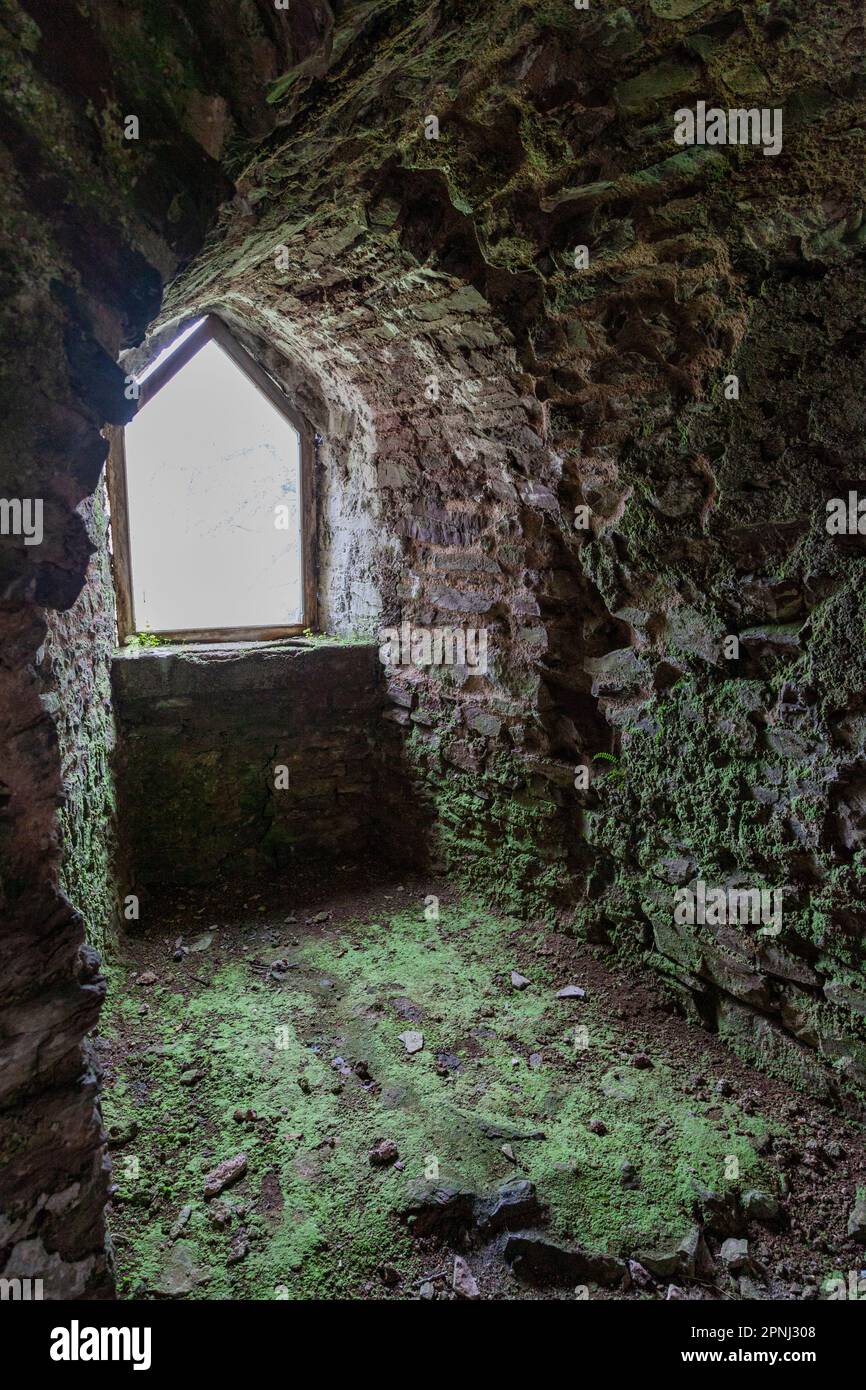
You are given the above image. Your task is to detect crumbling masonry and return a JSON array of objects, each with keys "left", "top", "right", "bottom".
[{"left": 1, "top": 0, "right": 865, "bottom": 1296}]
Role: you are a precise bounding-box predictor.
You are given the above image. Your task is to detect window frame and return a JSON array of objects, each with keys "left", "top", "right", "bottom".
[{"left": 106, "top": 314, "right": 317, "bottom": 645}]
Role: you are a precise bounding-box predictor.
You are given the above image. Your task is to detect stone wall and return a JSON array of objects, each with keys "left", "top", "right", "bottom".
[
  {"left": 112, "top": 641, "right": 384, "bottom": 886},
  {"left": 151, "top": 0, "right": 866, "bottom": 1110},
  {"left": 39, "top": 492, "right": 119, "bottom": 959},
  {"left": 0, "top": 0, "right": 293, "bottom": 1298},
  {"left": 2, "top": 0, "right": 866, "bottom": 1300}
]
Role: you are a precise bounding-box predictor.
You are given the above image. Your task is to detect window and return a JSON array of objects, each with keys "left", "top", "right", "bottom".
[{"left": 107, "top": 317, "right": 315, "bottom": 643}]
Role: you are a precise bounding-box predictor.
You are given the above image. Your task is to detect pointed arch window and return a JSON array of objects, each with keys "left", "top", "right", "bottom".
[{"left": 107, "top": 316, "right": 316, "bottom": 643}]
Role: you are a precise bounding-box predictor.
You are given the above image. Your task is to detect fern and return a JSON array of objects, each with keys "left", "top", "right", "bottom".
[{"left": 593, "top": 751, "right": 626, "bottom": 782}]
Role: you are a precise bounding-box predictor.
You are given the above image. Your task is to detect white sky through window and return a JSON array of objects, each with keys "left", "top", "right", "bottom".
[{"left": 124, "top": 337, "right": 302, "bottom": 633}]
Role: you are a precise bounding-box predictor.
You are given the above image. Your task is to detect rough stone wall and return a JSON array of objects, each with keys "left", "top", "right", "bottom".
[
  {"left": 0, "top": 0, "right": 292, "bottom": 1297},
  {"left": 112, "top": 641, "right": 383, "bottom": 886},
  {"left": 38, "top": 492, "right": 119, "bottom": 959},
  {"left": 140, "top": 281, "right": 564, "bottom": 910},
  {"left": 153, "top": 0, "right": 866, "bottom": 1108},
  {"left": 2, "top": 0, "right": 866, "bottom": 1299}
]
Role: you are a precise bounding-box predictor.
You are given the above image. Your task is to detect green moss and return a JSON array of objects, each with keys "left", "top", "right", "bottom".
[
  {"left": 53, "top": 517, "right": 119, "bottom": 957},
  {"left": 405, "top": 732, "right": 570, "bottom": 916},
  {"left": 101, "top": 895, "right": 785, "bottom": 1296}
]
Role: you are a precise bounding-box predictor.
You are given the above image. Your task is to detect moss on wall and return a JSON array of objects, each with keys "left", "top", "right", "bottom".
[{"left": 41, "top": 492, "right": 119, "bottom": 958}]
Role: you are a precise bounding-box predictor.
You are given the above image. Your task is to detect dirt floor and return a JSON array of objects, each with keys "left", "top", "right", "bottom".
[{"left": 97, "top": 866, "right": 865, "bottom": 1301}]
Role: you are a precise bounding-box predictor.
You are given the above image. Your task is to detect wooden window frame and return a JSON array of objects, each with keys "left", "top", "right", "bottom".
[{"left": 106, "top": 315, "right": 317, "bottom": 646}]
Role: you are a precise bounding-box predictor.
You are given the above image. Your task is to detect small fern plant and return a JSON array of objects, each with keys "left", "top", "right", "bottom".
[{"left": 593, "top": 751, "right": 626, "bottom": 783}]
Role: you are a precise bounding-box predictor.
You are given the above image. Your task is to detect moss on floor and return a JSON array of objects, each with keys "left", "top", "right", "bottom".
[{"left": 100, "top": 887, "right": 782, "bottom": 1299}]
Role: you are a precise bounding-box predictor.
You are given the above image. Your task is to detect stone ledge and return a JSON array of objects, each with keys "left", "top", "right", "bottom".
[{"left": 112, "top": 639, "right": 382, "bottom": 705}]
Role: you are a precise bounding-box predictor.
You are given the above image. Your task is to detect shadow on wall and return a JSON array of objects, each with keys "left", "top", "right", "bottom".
[{"left": 111, "top": 639, "right": 410, "bottom": 889}]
